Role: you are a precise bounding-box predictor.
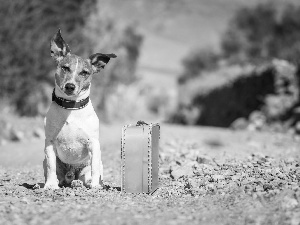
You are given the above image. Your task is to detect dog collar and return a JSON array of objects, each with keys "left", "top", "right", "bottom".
[{"left": 52, "top": 89, "right": 89, "bottom": 110}]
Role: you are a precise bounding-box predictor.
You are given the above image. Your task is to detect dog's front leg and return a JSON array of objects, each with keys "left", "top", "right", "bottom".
[
  {"left": 44, "top": 143, "right": 59, "bottom": 189},
  {"left": 88, "top": 139, "right": 103, "bottom": 188}
]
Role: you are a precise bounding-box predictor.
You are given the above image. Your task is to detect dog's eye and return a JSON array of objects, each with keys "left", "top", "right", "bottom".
[
  {"left": 80, "top": 70, "right": 90, "bottom": 77},
  {"left": 61, "top": 65, "right": 70, "bottom": 72}
]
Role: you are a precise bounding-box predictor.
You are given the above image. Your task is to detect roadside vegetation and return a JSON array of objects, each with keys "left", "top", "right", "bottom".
[
  {"left": 0, "top": 0, "right": 142, "bottom": 119},
  {"left": 174, "top": 3, "right": 300, "bottom": 131}
]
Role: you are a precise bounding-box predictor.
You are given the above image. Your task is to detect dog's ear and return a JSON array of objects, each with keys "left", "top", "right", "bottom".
[
  {"left": 50, "top": 29, "right": 71, "bottom": 63},
  {"left": 89, "top": 53, "right": 117, "bottom": 73}
]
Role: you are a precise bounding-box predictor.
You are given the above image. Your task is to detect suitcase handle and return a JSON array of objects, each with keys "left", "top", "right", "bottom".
[{"left": 136, "top": 120, "right": 149, "bottom": 126}]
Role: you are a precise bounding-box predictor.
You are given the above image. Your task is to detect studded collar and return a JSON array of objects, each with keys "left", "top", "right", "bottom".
[{"left": 52, "top": 88, "right": 89, "bottom": 110}]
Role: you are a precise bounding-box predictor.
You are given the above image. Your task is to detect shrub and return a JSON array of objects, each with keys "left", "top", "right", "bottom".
[
  {"left": 0, "top": 0, "right": 143, "bottom": 118},
  {"left": 221, "top": 3, "right": 300, "bottom": 66},
  {"left": 0, "top": 0, "right": 97, "bottom": 116},
  {"left": 178, "top": 48, "right": 219, "bottom": 84},
  {"left": 170, "top": 61, "right": 298, "bottom": 127},
  {"left": 172, "top": 2, "right": 300, "bottom": 127},
  {"left": 179, "top": 3, "right": 300, "bottom": 85},
  {"left": 102, "top": 81, "right": 176, "bottom": 123},
  {"left": 85, "top": 7, "right": 143, "bottom": 116},
  {"left": 102, "top": 83, "right": 155, "bottom": 123}
]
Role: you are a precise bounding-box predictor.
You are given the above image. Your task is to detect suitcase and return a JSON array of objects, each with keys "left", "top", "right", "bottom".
[{"left": 121, "top": 122, "right": 160, "bottom": 194}]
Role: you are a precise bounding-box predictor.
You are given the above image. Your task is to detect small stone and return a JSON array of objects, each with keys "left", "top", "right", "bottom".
[
  {"left": 248, "top": 111, "right": 266, "bottom": 131},
  {"left": 196, "top": 156, "right": 211, "bottom": 164},
  {"left": 34, "top": 189, "right": 43, "bottom": 194},
  {"left": 213, "top": 158, "right": 227, "bottom": 166},
  {"left": 263, "top": 184, "right": 273, "bottom": 191},
  {"left": 212, "top": 175, "right": 225, "bottom": 181},
  {"left": 184, "top": 180, "right": 193, "bottom": 190},
  {"left": 20, "top": 198, "right": 29, "bottom": 204},
  {"left": 285, "top": 157, "right": 295, "bottom": 165},
  {"left": 198, "top": 180, "right": 206, "bottom": 187},
  {"left": 10, "top": 129, "right": 24, "bottom": 142},
  {"left": 295, "top": 121, "right": 300, "bottom": 134},
  {"left": 32, "top": 183, "right": 41, "bottom": 190},
  {"left": 255, "top": 185, "right": 264, "bottom": 192},
  {"left": 252, "top": 193, "right": 258, "bottom": 199},
  {"left": 160, "top": 174, "right": 170, "bottom": 179},
  {"left": 217, "top": 181, "right": 227, "bottom": 189},
  {"left": 281, "top": 196, "right": 298, "bottom": 210},
  {"left": 251, "top": 152, "right": 265, "bottom": 160},
  {"left": 206, "top": 183, "right": 215, "bottom": 191},
  {"left": 186, "top": 161, "right": 197, "bottom": 168},
  {"left": 291, "top": 213, "right": 300, "bottom": 225},
  {"left": 33, "top": 128, "right": 44, "bottom": 139},
  {"left": 190, "top": 179, "right": 199, "bottom": 188},
  {"left": 67, "top": 190, "right": 75, "bottom": 197},
  {"left": 0, "top": 138, "right": 7, "bottom": 146},
  {"left": 273, "top": 167, "right": 281, "bottom": 175},
  {"left": 231, "top": 118, "right": 248, "bottom": 130},
  {"left": 0, "top": 120, "right": 12, "bottom": 139},
  {"left": 231, "top": 175, "right": 240, "bottom": 181},
  {"left": 171, "top": 165, "right": 194, "bottom": 179}
]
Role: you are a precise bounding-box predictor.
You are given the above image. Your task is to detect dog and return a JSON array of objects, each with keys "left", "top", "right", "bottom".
[{"left": 43, "top": 29, "right": 116, "bottom": 189}]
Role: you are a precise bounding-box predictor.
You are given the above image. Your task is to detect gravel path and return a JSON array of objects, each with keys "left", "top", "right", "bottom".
[{"left": 0, "top": 124, "right": 300, "bottom": 225}]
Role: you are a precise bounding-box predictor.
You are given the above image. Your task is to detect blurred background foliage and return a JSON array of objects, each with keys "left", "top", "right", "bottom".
[
  {"left": 174, "top": 2, "right": 300, "bottom": 131},
  {"left": 84, "top": 6, "right": 143, "bottom": 121},
  {"left": 179, "top": 2, "right": 300, "bottom": 84},
  {"left": 0, "top": 0, "right": 142, "bottom": 119},
  {"left": 221, "top": 3, "right": 300, "bottom": 66},
  {"left": 1, "top": 0, "right": 300, "bottom": 131},
  {"left": 0, "top": 0, "right": 97, "bottom": 116},
  {"left": 178, "top": 48, "right": 220, "bottom": 84}
]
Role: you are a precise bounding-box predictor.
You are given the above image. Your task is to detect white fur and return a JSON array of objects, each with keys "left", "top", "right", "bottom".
[{"left": 44, "top": 84, "right": 103, "bottom": 189}]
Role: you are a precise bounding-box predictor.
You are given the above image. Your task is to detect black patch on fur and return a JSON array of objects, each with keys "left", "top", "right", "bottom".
[
  {"left": 89, "top": 53, "right": 117, "bottom": 66},
  {"left": 82, "top": 82, "right": 90, "bottom": 91},
  {"left": 52, "top": 29, "right": 70, "bottom": 55}
]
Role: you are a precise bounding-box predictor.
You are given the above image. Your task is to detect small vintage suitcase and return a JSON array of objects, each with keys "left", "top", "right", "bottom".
[{"left": 121, "top": 121, "right": 160, "bottom": 194}]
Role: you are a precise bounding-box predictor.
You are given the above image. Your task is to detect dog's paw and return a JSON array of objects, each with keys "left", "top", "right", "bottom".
[
  {"left": 44, "top": 182, "right": 59, "bottom": 190},
  {"left": 86, "top": 180, "right": 103, "bottom": 189},
  {"left": 65, "top": 171, "right": 75, "bottom": 184},
  {"left": 71, "top": 180, "right": 84, "bottom": 188}
]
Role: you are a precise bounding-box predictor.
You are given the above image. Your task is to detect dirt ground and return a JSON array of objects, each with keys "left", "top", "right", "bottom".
[{"left": 1, "top": 124, "right": 300, "bottom": 225}]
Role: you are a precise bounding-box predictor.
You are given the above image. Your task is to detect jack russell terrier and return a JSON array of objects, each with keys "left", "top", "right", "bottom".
[{"left": 43, "top": 29, "right": 116, "bottom": 189}]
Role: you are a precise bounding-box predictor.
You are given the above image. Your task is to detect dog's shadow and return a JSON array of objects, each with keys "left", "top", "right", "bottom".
[
  {"left": 21, "top": 182, "right": 121, "bottom": 191},
  {"left": 21, "top": 183, "right": 45, "bottom": 189},
  {"left": 102, "top": 184, "right": 121, "bottom": 192}
]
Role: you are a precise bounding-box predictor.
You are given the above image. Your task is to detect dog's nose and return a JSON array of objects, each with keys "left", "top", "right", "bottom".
[{"left": 65, "top": 83, "right": 75, "bottom": 92}]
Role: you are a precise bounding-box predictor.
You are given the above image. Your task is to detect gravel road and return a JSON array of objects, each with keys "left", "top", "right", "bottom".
[{"left": 0, "top": 124, "right": 300, "bottom": 225}]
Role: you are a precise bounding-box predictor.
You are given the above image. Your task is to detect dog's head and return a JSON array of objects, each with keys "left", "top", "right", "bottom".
[{"left": 50, "top": 29, "right": 116, "bottom": 96}]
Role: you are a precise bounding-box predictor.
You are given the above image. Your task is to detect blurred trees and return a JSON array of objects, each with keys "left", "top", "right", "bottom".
[
  {"left": 179, "top": 2, "right": 300, "bottom": 83},
  {"left": 178, "top": 48, "right": 219, "bottom": 84},
  {"left": 0, "top": 0, "right": 143, "bottom": 117},
  {"left": 0, "top": 0, "right": 97, "bottom": 115},
  {"left": 84, "top": 7, "right": 143, "bottom": 118},
  {"left": 222, "top": 3, "right": 300, "bottom": 66}
]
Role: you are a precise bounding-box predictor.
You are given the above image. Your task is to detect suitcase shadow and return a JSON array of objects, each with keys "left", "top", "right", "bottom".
[{"left": 21, "top": 182, "right": 121, "bottom": 191}]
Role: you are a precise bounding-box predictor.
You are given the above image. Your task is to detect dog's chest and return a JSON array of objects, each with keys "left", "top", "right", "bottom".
[
  {"left": 54, "top": 118, "right": 91, "bottom": 164},
  {"left": 45, "top": 103, "right": 99, "bottom": 164}
]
